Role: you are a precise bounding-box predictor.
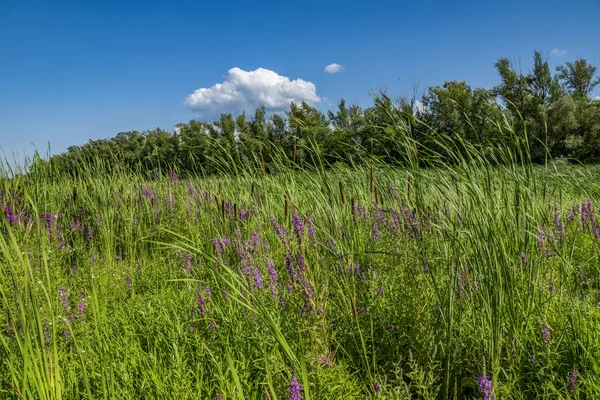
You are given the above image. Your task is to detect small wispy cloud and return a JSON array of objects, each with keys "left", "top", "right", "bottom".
[
  {"left": 550, "top": 48, "right": 567, "bottom": 56},
  {"left": 324, "top": 63, "right": 344, "bottom": 74}
]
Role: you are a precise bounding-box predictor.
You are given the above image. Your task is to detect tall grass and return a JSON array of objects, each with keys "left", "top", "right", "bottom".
[{"left": 1, "top": 114, "right": 600, "bottom": 399}]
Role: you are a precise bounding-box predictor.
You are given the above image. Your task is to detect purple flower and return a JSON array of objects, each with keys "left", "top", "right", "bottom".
[
  {"left": 373, "top": 380, "right": 381, "bottom": 394},
  {"left": 197, "top": 291, "right": 206, "bottom": 314},
  {"left": 254, "top": 267, "right": 264, "bottom": 289},
  {"left": 521, "top": 252, "right": 527, "bottom": 268},
  {"left": 292, "top": 212, "right": 305, "bottom": 243},
  {"left": 568, "top": 370, "right": 578, "bottom": 393},
  {"left": 578, "top": 268, "right": 585, "bottom": 283},
  {"left": 423, "top": 259, "right": 430, "bottom": 273},
  {"left": 476, "top": 376, "right": 493, "bottom": 400},
  {"left": 126, "top": 275, "right": 131, "bottom": 289},
  {"left": 317, "top": 356, "right": 332, "bottom": 366},
  {"left": 531, "top": 355, "right": 537, "bottom": 363},
  {"left": 541, "top": 322, "right": 551, "bottom": 343},
  {"left": 59, "top": 287, "right": 69, "bottom": 311},
  {"left": 289, "top": 377, "right": 303, "bottom": 400},
  {"left": 371, "top": 224, "right": 381, "bottom": 241},
  {"left": 387, "top": 323, "right": 394, "bottom": 331},
  {"left": 87, "top": 226, "right": 93, "bottom": 240},
  {"left": 376, "top": 287, "right": 384, "bottom": 297},
  {"left": 71, "top": 265, "right": 77, "bottom": 276}
]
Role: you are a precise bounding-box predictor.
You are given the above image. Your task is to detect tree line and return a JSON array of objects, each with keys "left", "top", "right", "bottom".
[{"left": 42, "top": 51, "right": 600, "bottom": 177}]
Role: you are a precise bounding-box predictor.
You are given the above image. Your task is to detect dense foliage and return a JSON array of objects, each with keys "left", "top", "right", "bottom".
[
  {"left": 39, "top": 51, "right": 600, "bottom": 179},
  {"left": 2, "top": 105, "right": 600, "bottom": 398}
]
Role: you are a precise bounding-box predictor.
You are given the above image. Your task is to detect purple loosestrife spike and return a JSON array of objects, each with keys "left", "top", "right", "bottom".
[
  {"left": 578, "top": 268, "right": 585, "bottom": 283},
  {"left": 291, "top": 212, "right": 305, "bottom": 243},
  {"left": 289, "top": 377, "right": 303, "bottom": 400},
  {"left": 568, "top": 370, "right": 578, "bottom": 393},
  {"left": 317, "top": 356, "right": 332, "bottom": 366},
  {"left": 197, "top": 291, "right": 206, "bottom": 314},
  {"left": 371, "top": 224, "right": 381, "bottom": 241},
  {"left": 59, "top": 287, "right": 69, "bottom": 311},
  {"left": 253, "top": 267, "right": 264, "bottom": 289},
  {"left": 205, "top": 287, "right": 211, "bottom": 297},
  {"left": 373, "top": 380, "right": 381, "bottom": 394},
  {"left": 521, "top": 252, "right": 527, "bottom": 268},
  {"left": 476, "top": 376, "right": 493, "bottom": 400},
  {"left": 531, "top": 355, "right": 537, "bottom": 363},
  {"left": 126, "top": 275, "right": 131, "bottom": 289},
  {"left": 87, "top": 226, "right": 93, "bottom": 240},
  {"left": 117, "top": 251, "right": 123, "bottom": 261},
  {"left": 376, "top": 287, "right": 384, "bottom": 297},
  {"left": 541, "top": 322, "right": 551, "bottom": 343},
  {"left": 423, "top": 259, "right": 430, "bottom": 273},
  {"left": 71, "top": 265, "right": 77, "bottom": 276}
]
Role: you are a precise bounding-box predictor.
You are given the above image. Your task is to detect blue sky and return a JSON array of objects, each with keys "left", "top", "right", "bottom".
[{"left": 1, "top": 0, "right": 599, "bottom": 162}]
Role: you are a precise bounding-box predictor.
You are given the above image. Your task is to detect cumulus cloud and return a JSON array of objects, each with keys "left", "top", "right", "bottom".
[
  {"left": 413, "top": 100, "right": 426, "bottom": 114},
  {"left": 324, "top": 63, "right": 344, "bottom": 74},
  {"left": 185, "top": 67, "right": 321, "bottom": 117},
  {"left": 550, "top": 48, "right": 567, "bottom": 56},
  {"left": 594, "top": 96, "right": 600, "bottom": 101}
]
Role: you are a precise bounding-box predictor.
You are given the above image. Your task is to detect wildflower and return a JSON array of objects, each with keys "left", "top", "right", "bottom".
[
  {"left": 289, "top": 377, "right": 303, "bottom": 400},
  {"left": 71, "top": 265, "right": 77, "bottom": 276},
  {"left": 197, "top": 291, "right": 206, "bottom": 314},
  {"left": 317, "top": 356, "right": 332, "bottom": 366},
  {"left": 376, "top": 287, "right": 384, "bottom": 297},
  {"left": 541, "top": 322, "right": 551, "bottom": 343},
  {"left": 77, "top": 293, "right": 86, "bottom": 318},
  {"left": 59, "top": 287, "right": 69, "bottom": 311},
  {"left": 521, "top": 252, "right": 527, "bottom": 268},
  {"left": 578, "top": 268, "right": 585, "bottom": 283},
  {"left": 371, "top": 224, "right": 381, "bottom": 241},
  {"left": 292, "top": 212, "right": 305, "bottom": 243},
  {"left": 373, "top": 380, "right": 381, "bottom": 394},
  {"left": 185, "top": 253, "right": 193, "bottom": 272},
  {"left": 476, "top": 376, "right": 493, "bottom": 400},
  {"left": 531, "top": 355, "right": 537, "bottom": 363},
  {"left": 568, "top": 370, "right": 578, "bottom": 393},
  {"left": 87, "top": 226, "right": 93, "bottom": 240},
  {"left": 254, "top": 267, "right": 264, "bottom": 289},
  {"left": 117, "top": 251, "right": 123, "bottom": 261},
  {"left": 423, "top": 259, "right": 430, "bottom": 273},
  {"left": 205, "top": 287, "right": 211, "bottom": 297},
  {"left": 387, "top": 323, "right": 394, "bottom": 331},
  {"left": 208, "top": 320, "right": 217, "bottom": 332},
  {"left": 125, "top": 275, "right": 131, "bottom": 289}
]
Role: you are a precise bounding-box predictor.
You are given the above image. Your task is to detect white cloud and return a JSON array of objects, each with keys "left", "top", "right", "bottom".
[
  {"left": 324, "top": 63, "right": 344, "bottom": 74},
  {"left": 550, "top": 48, "right": 567, "bottom": 56},
  {"left": 594, "top": 96, "right": 600, "bottom": 101},
  {"left": 413, "top": 100, "right": 426, "bottom": 114},
  {"left": 185, "top": 67, "right": 321, "bottom": 117}
]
